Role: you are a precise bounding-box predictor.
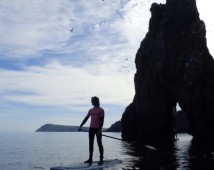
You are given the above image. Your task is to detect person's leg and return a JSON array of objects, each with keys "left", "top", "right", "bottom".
[
  {"left": 85, "top": 128, "right": 95, "bottom": 163},
  {"left": 96, "top": 130, "right": 104, "bottom": 165}
]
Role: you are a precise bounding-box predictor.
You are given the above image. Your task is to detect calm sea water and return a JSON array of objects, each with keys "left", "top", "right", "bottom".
[{"left": 0, "top": 132, "right": 214, "bottom": 170}]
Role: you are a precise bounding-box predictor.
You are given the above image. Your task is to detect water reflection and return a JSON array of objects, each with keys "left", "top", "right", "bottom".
[
  {"left": 187, "top": 139, "right": 214, "bottom": 170},
  {"left": 121, "top": 140, "right": 178, "bottom": 169},
  {"left": 175, "top": 134, "right": 192, "bottom": 170},
  {"left": 121, "top": 134, "right": 214, "bottom": 170}
]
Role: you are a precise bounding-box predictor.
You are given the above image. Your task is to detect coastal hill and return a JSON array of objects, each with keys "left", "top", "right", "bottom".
[
  {"left": 36, "top": 124, "right": 89, "bottom": 132},
  {"left": 104, "top": 121, "right": 122, "bottom": 132},
  {"left": 36, "top": 124, "right": 111, "bottom": 132},
  {"left": 36, "top": 111, "right": 189, "bottom": 133}
]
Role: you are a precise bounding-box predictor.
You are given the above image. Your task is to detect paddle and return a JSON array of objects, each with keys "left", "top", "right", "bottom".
[
  {"left": 79, "top": 129, "right": 157, "bottom": 151},
  {"left": 80, "top": 129, "right": 123, "bottom": 141}
]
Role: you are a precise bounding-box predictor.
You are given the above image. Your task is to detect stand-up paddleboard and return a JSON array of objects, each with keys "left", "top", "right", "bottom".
[{"left": 50, "top": 159, "right": 122, "bottom": 170}]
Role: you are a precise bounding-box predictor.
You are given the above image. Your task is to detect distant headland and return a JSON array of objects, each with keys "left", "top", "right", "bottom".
[
  {"left": 36, "top": 111, "right": 189, "bottom": 133},
  {"left": 36, "top": 121, "right": 122, "bottom": 132},
  {"left": 36, "top": 124, "right": 88, "bottom": 132}
]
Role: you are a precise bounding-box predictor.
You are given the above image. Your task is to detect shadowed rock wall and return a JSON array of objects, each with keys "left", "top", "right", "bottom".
[{"left": 121, "top": 0, "right": 214, "bottom": 146}]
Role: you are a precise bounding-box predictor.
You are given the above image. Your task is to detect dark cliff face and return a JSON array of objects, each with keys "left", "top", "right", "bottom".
[{"left": 121, "top": 0, "right": 214, "bottom": 146}]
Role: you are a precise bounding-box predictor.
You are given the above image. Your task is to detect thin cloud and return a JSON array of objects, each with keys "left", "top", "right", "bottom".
[
  {"left": 0, "top": 0, "right": 123, "bottom": 58},
  {"left": 112, "top": 0, "right": 165, "bottom": 46},
  {"left": 0, "top": 61, "right": 134, "bottom": 107}
]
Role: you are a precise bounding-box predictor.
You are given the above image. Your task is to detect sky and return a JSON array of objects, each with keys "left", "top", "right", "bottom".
[{"left": 0, "top": 0, "right": 214, "bottom": 132}]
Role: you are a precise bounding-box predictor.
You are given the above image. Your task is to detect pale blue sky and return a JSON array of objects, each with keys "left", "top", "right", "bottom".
[{"left": 0, "top": 0, "right": 213, "bottom": 132}]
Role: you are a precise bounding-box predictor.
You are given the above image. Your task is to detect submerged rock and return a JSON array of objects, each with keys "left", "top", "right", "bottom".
[{"left": 121, "top": 0, "right": 214, "bottom": 146}]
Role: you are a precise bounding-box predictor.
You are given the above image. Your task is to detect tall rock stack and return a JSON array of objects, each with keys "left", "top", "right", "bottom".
[{"left": 121, "top": 0, "right": 214, "bottom": 146}]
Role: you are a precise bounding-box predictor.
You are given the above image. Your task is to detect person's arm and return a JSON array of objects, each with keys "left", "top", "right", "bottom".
[
  {"left": 97, "top": 109, "right": 104, "bottom": 134},
  {"left": 78, "top": 115, "right": 90, "bottom": 131},
  {"left": 97, "top": 116, "right": 104, "bottom": 135},
  {"left": 99, "top": 116, "right": 104, "bottom": 130}
]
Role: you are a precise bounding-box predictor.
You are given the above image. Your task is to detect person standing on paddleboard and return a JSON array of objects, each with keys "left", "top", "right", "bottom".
[{"left": 78, "top": 96, "right": 104, "bottom": 165}]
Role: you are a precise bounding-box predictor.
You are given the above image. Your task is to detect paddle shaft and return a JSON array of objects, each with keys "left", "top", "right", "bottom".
[
  {"left": 80, "top": 129, "right": 158, "bottom": 150},
  {"left": 80, "top": 129, "right": 122, "bottom": 141}
]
